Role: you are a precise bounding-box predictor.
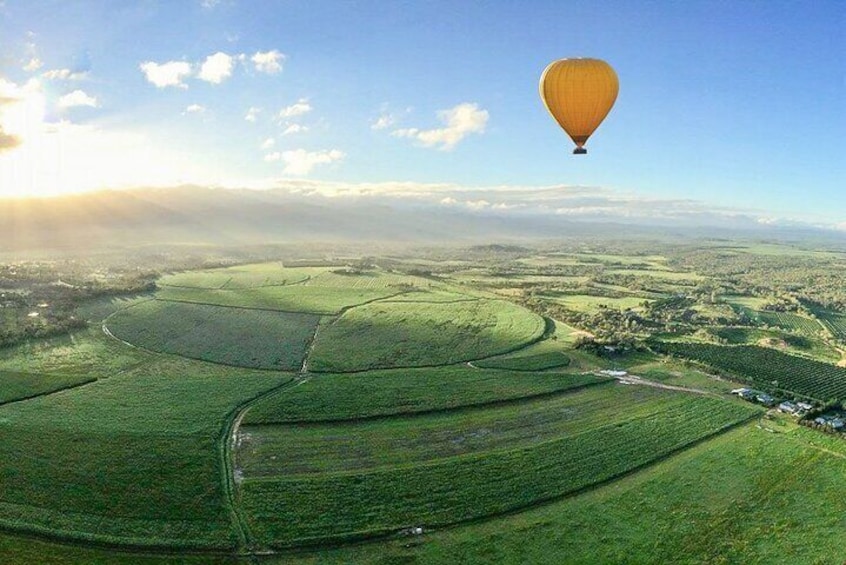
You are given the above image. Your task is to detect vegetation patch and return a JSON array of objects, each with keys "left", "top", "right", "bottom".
[
  {"left": 653, "top": 341, "right": 846, "bottom": 402},
  {"left": 0, "top": 370, "right": 95, "bottom": 404},
  {"left": 156, "top": 285, "right": 395, "bottom": 315},
  {"left": 241, "top": 394, "right": 758, "bottom": 547},
  {"left": 475, "top": 351, "right": 570, "bottom": 371},
  {"left": 159, "top": 264, "right": 327, "bottom": 289},
  {"left": 309, "top": 299, "right": 545, "bottom": 371},
  {"left": 243, "top": 367, "right": 604, "bottom": 424},
  {"left": 106, "top": 300, "right": 319, "bottom": 370},
  {"left": 0, "top": 358, "right": 288, "bottom": 548}
]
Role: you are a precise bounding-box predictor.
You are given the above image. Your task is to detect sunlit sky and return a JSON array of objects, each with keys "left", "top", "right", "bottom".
[{"left": 0, "top": 1, "right": 844, "bottom": 226}]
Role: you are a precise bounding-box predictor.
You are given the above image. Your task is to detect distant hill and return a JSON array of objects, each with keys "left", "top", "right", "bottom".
[{"left": 1, "top": 186, "right": 842, "bottom": 253}]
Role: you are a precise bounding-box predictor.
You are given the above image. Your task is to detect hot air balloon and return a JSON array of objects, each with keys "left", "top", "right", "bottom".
[{"left": 539, "top": 58, "right": 619, "bottom": 154}]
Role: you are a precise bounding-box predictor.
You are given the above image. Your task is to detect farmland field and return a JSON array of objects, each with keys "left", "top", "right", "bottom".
[
  {"left": 106, "top": 300, "right": 320, "bottom": 370},
  {"left": 653, "top": 341, "right": 846, "bottom": 401},
  {"left": 816, "top": 310, "right": 846, "bottom": 340},
  {"left": 156, "top": 284, "right": 398, "bottom": 314},
  {"left": 7, "top": 242, "right": 846, "bottom": 564},
  {"left": 309, "top": 299, "right": 545, "bottom": 371},
  {"left": 159, "top": 264, "right": 328, "bottom": 289},
  {"left": 243, "top": 367, "right": 605, "bottom": 423},
  {"left": 240, "top": 392, "right": 758, "bottom": 547},
  {"left": 0, "top": 357, "right": 289, "bottom": 548},
  {"left": 0, "top": 370, "right": 95, "bottom": 404}
]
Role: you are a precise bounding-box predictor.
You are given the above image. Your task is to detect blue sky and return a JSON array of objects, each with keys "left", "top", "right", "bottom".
[{"left": 0, "top": 1, "right": 843, "bottom": 226}]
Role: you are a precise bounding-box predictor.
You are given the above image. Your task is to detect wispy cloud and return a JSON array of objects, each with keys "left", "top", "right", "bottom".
[
  {"left": 140, "top": 60, "right": 192, "bottom": 88},
  {"left": 277, "top": 98, "right": 312, "bottom": 120},
  {"left": 244, "top": 106, "right": 261, "bottom": 122},
  {"left": 282, "top": 123, "right": 308, "bottom": 136},
  {"left": 252, "top": 50, "right": 285, "bottom": 74},
  {"left": 261, "top": 137, "right": 275, "bottom": 149},
  {"left": 184, "top": 103, "right": 206, "bottom": 114},
  {"left": 58, "top": 89, "right": 98, "bottom": 108},
  {"left": 42, "top": 68, "right": 88, "bottom": 81},
  {"left": 265, "top": 148, "right": 345, "bottom": 175},
  {"left": 371, "top": 113, "right": 394, "bottom": 130},
  {"left": 0, "top": 128, "right": 20, "bottom": 152},
  {"left": 23, "top": 57, "right": 43, "bottom": 72},
  {"left": 197, "top": 52, "right": 234, "bottom": 84},
  {"left": 392, "top": 103, "right": 488, "bottom": 150}
]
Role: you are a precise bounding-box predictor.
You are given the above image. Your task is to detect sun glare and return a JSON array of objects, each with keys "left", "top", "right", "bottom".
[{"left": 0, "top": 79, "right": 217, "bottom": 198}]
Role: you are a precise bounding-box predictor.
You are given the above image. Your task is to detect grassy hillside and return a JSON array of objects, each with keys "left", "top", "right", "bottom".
[{"left": 309, "top": 299, "right": 545, "bottom": 371}]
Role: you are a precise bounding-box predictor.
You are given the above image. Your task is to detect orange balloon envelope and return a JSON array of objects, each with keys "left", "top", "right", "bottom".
[{"left": 539, "top": 58, "right": 619, "bottom": 154}]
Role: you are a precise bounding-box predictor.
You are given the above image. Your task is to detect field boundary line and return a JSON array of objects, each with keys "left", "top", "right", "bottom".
[
  {"left": 0, "top": 378, "right": 97, "bottom": 407},
  {"left": 250, "top": 414, "right": 762, "bottom": 552},
  {"left": 241, "top": 378, "right": 613, "bottom": 427},
  {"left": 219, "top": 377, "right": 302, "bottom": 553}
]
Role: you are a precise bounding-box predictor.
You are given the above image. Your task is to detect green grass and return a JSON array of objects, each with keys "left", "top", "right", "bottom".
[
  {"left": 278, "top": 422, "right": 846, "bottom": 565},
  {"left": 156, "top": 285, "right": 396, "bottom": 315},
  {"left": 73, "top": 294, "right": 154, "bottom": 323},
  {"left": 240, "top": 382, "right": 667, "bottom": 476},
  {"left": 309, "top": 299, "right": 545, "bottom": 371},
  {"left": 159, "top": 264, "right": 328, "bottom": 289},
  {"left": 605, "top": 268, "right": 704, "bottom": 281},
  {"left": 305, "top": 270, "right": 436, "bottom": 289},
  {"left": 243, "top": 367, "right": 605, "bottom": 423},
  {"left": 653, "top": 341, "right": 846, "bottom": 402},
  {"left": 0, "top": 327, "right": 154, "bottom": 378},
  {"left": 0, "top": 357, "right": 289, "bottom": 549},
  {"left": 0, "top": 370, "right": 95, "bottom": 404},
  {"left": 106, "top": 300, "right": 320, "bottom": 370},
  {"left": 475, "top": 351, "right": 570, "bottom": 371},
  {"left": 241, "top": 392, "right": 758, "bottom": 547}
]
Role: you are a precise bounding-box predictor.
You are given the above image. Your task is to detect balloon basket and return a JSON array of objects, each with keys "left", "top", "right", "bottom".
[{"left": 573, "top": 147, "right": 587, "bottom": 155}]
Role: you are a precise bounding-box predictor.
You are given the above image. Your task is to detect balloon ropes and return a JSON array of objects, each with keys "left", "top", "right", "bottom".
[{"left": 539, "top": 58, "right": 618, "bottom": 154}]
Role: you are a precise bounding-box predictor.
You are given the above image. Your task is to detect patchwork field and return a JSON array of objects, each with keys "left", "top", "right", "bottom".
[
  {"left": 0, "top": 357, "right": 289, "bottom": 548},
  {"left": 653, "top": 341, "right": 846, "bottom": 401},
  {"left": 0, "top": 370, "right": 95, "bottom": 404},
  {"left": 106, "top": 300, "right": 320, "bottom": 370},
  {"left": 243, "top": 367, "right": 604, "bottom": 424},
  {"left": 308, "top": 299, "right": 545, "bottom": 371},
  {"left": 240, "top": 391, "right": 758, "bottom": 547},
  {"left": 159, "top": 264, "right": 328, "bottom": 289}
]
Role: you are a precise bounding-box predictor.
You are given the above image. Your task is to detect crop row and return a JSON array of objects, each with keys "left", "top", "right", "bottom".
[
  {"left": 653, "top": 341, "right": 846, "bottom": 401},
  {"left": 243, "top": 366, "right": 603, "bottom": 424},
  {"left": 755, "top": 311, "right": 823, "bottom": 336},
  {"left": 241, "top": 395, "right": 758, "bottom": 547},
  {"left": 474, "top": 351, "right": 571, "bottom": 371}
]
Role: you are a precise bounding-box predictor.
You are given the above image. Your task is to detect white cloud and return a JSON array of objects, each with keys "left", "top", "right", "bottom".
[
  {"left": 277, "top": 98, "right": 311, "bottom": 119},
  {"left": 185, "top": 104, "right": 206, "bottom": 114},
  {"left": 371, "top": 113, "right": 394, "bottom": 130},
  {"left": 266, "top": 148, "right": 345, "bottom": 175},
  {"left": 245, "top": 106, "right": 261, "bottom": 122},
  {"left": 23, "top": 57, "right": 43, "bottom": 72},
  {"left": 392, "top": 102, "right": 488, "bottom": 150},
  {"left": 252, "top": 50, "right": 285, "bottom": 74},
  {"left": 140, "top": 61, "right": 192, "bottom": 88},
  {"left": 58, "top": 90, "right": 98, "bottom": 108},
  {"left": 261, "top": 137, "right": 275, "bottom": 150},
  {"left": 198, "top": 52, "right": 234, "bottom": 84},
  {"left": 201, "top": 0, "right": 222, "bottom": 8},
  {"left": 42, "top": 68, "right": 88, "bottom": 81},
  {"left": 282, "top": 123, "right": 308, "bottom": 136}
]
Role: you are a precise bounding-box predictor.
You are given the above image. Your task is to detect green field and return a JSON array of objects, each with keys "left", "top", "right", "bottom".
[
  {"left": 156, "top": 285, "right": 397, "bottom": 315},
  {"left": 275, "top": 422, "right": 846, "bottom": 565},
  {"left": 309, "top": 299, "right": 545, "bottom": 371},
  {"left": 0, "top": 370, "right": 95, "bottom": 404},
  {"left": 106, "top": 300, "right": 320, "bottom": 370},
  {"left": 653, "top": 341, "right": 846, "bottom": 401},
  {"left": 243, "top": 367, "right": 604, "bottom": 423},
  {"left": 475, "top": 351, "right": 570, "bottom": 371},
  {"left": 0, "top": 358, "right": 289, "bottom": 548},
  {"left": 756, "top": 310, "right": 824, "bottom": 336},
  {"left": 816, "top": 310, "right": 846, "bottom": 341},
  {"left": 159, "top": 264, "right": 327, "bottom": 289},
  {"left": 241, "top": 391, "right": 758, "bottom": 547},
  {"left": 710, "top": 326, "right": 840, "bottom": 363}
]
